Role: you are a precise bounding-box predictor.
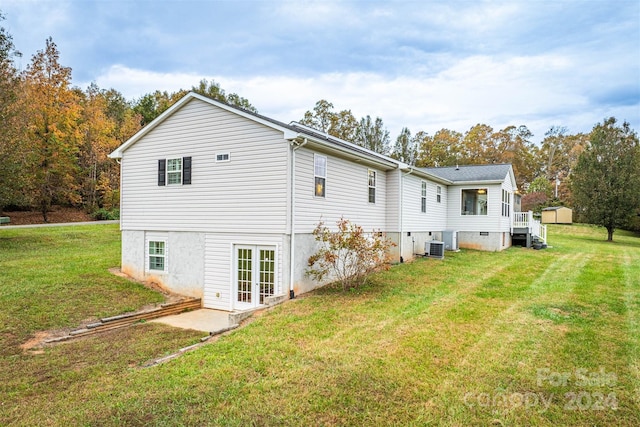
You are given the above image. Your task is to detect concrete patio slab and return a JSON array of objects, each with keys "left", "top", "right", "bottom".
[{"left": 149, "top": 309, "right": 230, "bottom": 333}]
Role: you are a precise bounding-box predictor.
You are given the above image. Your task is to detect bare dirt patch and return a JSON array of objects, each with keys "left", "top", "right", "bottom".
[{"left": 2, "top": 206, "right": 93, "bottom": 225}]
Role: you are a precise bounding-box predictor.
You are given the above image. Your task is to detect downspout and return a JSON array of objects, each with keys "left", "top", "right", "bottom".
[
  {"left": 398, "top": 167, "right": 414, "bottom": 263},
  {"left": 289, "top": 137, "right": 307, "bottom": 298}
]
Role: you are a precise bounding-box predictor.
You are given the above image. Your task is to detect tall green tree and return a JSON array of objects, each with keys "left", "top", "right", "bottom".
[
  {"left": 191, "top": 78, "right": 257, "bottom": 113},
  {"left": 299, "top": 99, "right": 335, "bottom": 132},
  {"left": 571, "top": 117, "right": 640, "bottom": 241},
  {"left": 355, "top": 115, "right": 390, "bottom": 154},
  {"left": 0, "top": 12, "right": 26, "bottom": 212},
  {"left": 391, "top": 127, "right": 417, "bottom": 165},
  {"left": 22, "top": 37, "right": 82, "bottom": 221}
]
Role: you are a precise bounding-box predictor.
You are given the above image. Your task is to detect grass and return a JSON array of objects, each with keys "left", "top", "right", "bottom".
[{"left": 0, "top": 223, "right": 638, "bottom": 426}]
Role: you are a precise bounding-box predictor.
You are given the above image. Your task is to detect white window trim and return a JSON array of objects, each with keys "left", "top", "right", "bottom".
[
  {"left": 501, "top": 189, "right": 511, "bottom": 217},
  {"left": 436, "top": 185, "right": 442, "bottom": 203},
  {"left": 146, "top": 238, "right": 168, "bottom": 273},
  {"left": 461, "top": 188, "right": 488, "bottom": 216},
  {"left": 368, "top": 169, "right": 376, "bottom": 204},
  {"left": 421, "top": 180, "right": 427, "bottom": 213},
  {"left": 314, "top": 154, "right": 327, "bottom": 198},
  {"left": 167, "top": 158, "right": 182, "bottom": 185}
]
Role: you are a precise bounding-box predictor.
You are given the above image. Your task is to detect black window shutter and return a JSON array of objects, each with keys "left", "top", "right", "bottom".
[
  {"left": 158, "top": 159, "right": 166, "bottom": 186},
  {"left": 183, "top": 156, "right": 192, "bottom": 185}
]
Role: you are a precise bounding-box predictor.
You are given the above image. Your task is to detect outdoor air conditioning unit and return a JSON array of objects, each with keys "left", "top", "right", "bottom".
[
  {"left": 442, "top": 230, "right": 459, "bottom": 251},
  {"left": 425, "top": 241, "right": 445, "bottom": 259}
]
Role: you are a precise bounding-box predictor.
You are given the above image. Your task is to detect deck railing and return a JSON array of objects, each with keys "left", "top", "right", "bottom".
[{"left": 512, "top": 211, "right": 547, "bottom": 243}]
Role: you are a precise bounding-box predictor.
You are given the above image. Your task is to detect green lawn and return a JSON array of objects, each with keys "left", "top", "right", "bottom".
[{"left": 0, "top": 223, "right": 638, "bottom": 426}]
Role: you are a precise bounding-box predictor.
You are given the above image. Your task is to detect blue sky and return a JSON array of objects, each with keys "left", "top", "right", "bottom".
[{"left": 2, "top": 0, "right": 639, "bottom": 143}]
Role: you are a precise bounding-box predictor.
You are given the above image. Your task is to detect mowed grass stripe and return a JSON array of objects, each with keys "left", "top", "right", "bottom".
[{"left": 1, "top": 224, "right": 639, "bottom": 426}]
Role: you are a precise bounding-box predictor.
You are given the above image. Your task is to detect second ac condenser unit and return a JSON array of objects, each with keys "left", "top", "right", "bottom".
[{"left": 425, "top": 241, "right": 445, "bottom": 259}]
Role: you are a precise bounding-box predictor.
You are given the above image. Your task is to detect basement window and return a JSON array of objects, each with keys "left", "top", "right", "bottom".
[{"left": 148, "top": 241, "right": 166, "bottom": 271}]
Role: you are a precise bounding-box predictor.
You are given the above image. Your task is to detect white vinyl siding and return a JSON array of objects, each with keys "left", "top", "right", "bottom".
[
  {"left": 295, "top": 148, "right": 387, "bottom": 232},
  {"left": 386, "top": 170, "right": 401, "bottom": 231},
  {"left": 120, "top": 98, "right": 289, "bottom": 233},
  {"left": 401, "top": 175, "right": 447, "bottom": 231},
  {"left": 499, "top": 177, "right": 515, "bottom": 230}
]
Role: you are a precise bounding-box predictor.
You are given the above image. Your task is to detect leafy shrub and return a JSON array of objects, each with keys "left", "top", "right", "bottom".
[
  {"left": 306, "top": 217, "right": 395, "bottom": 291},
  {"left": 91, "top": 208, "right": 120, "bottom": 220}
]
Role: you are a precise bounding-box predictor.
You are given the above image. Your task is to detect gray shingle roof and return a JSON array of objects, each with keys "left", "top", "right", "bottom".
[{"left": 421, "top": 164, "right": 512, "bottom": 182}]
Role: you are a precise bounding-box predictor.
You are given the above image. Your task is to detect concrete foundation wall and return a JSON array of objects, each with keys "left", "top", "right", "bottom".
[
  {"left": 458, "top": 231, "right": 511, "bottom": 252},
  {"left": 121, "top": 230, "right": 205, "bottom": 298}
]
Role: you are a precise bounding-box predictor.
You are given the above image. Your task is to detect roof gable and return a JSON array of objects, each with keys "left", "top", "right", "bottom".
[
  {"left": 421, "top": 164, "right": 516, "bottom": 188},
  {"left": 109, "top": 92, "right": 298, "bottom": 159},
  {"left": 109, "top": 92, "right": 398, "bottom": 171}
]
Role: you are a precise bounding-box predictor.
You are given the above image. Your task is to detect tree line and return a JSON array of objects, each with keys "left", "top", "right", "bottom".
[
  {"left": 0, "top": 16, "right": 254, "bottom": 220},
  {"left": 1, "top": 14, "right": 638, "bottom": 235}
]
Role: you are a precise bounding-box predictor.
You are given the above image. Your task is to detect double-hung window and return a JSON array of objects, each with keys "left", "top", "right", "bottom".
[
  {"left": 314, "top": 154, "right": 326, "bottom": 197},
  {"left": 436, "top": 185, "right": 442, "bottom": 203},
  {"left": 158, "top": 156, "right": 192, "bottom": 186},
  {"left": 421, "top": 181, "right": 427, "bottom": 213},
  {"left": 368, "top": 170, "right": 376, "bottom": 203},
  {"left": 148, "top": 241, "right": 166, "bottom": 271},
  {"left": 167, "top": 158, "right": 182, "bottom": 185}
]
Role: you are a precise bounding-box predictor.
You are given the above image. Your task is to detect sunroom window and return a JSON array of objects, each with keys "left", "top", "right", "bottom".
[{"left": 461, "top": 188, "right": 488, "bottom": 215}]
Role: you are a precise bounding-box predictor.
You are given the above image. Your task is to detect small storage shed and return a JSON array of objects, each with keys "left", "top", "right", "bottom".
[{"left": 541, "top": 206, "right": 573, "bottom": 224}]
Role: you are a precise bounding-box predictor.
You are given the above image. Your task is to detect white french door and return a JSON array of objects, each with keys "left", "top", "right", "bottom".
[{"left": 235, "top": 245, "right": 276, "bottom": 309}]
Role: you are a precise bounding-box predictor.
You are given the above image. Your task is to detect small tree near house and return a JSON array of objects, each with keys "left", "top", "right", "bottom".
[{"left": 306, "top": 217, "right": 395, "bottom": 291}]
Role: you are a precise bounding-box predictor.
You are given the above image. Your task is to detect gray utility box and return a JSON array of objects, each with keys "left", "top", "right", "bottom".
[{"left": 442, "top": 230, "right": 459, "bottom": 251}]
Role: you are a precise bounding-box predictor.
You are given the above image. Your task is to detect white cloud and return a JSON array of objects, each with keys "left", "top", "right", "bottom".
[
  {"left": 89, "top": 65, "right": 203, "bottom": 100},
  {"left": 92, "top": 50, "right": 624, "bottom": 144}
]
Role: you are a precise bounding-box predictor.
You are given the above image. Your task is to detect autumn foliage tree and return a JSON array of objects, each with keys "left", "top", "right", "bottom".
[
  {"left": 306, "top": 218, "right": 394, "bottom": 290},
  {"left": 0, "top": 13, "right": 24, "bottom": 213},
  {"left": 22, "top": 37, "right": 82, "bottom": 221}
]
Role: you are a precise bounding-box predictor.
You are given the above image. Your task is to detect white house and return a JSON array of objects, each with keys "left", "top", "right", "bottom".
[{"left": 109, "top": 92, "right": 527, "bottom": 312}]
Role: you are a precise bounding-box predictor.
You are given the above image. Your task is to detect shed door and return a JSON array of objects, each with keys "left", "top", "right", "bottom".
[{"left": 234, "top": 245, "right": 276, "bottom": 309}]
